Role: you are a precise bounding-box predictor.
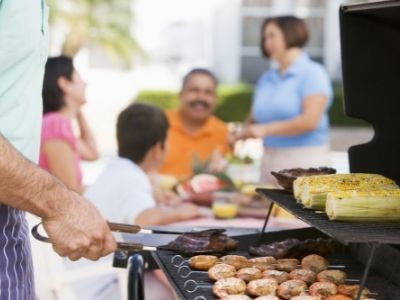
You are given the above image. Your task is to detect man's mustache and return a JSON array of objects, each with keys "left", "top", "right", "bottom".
[{"left": 188, "top": 100, "right": 211, "bottom": 109}]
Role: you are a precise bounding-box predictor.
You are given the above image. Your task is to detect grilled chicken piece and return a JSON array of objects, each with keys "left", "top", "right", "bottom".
[
  {"left": 249, "top": 238, "right": 339, "bottom": 259},
  {"left": 253, "top": 296, "right": 280, "bottom": 300},
  {"left": 262, "top": 270, "right": 289, "bottom": 284},
  {"left": 213, "top": 277, "right": 246, "bottom": 298},
  {"left": 249, "top": 256, "right": 276, "bottom": 271},
  {"left": 325, "top": 296, "right": 353, "bottom": 300},
  {"left": 221, "top": 295, "right": 252, "bottom": 300},
  {"left": 208, "top": 263, "right": 236, "bottom": 281},
  {"left": 301, "top": 254, "right": 329, "bottom": 273},
  {"left": 236, "top": 267, "right": 262, "bottom": 282},
  {"left": 220, "top": 255, "right": 250, "bottom": 269},
  {"left": 188, "top": 255, "right": 218, "bottom": 270},
  {"left": 247, "top": 278, "right": 278, "bottom": 297},
  {"left": 275, "top": 258, "right": 300, "bottom": 272},
  {"left": 291, "top": 296, "right": 321, "bottom": 300},
  {"left": 317, "top": 270, "right": 347, "bottom": 284},
  {"left": 289, "top": 269, "right": 317, "bottom": 285},
  {"left": 277, "top": 279, "right": 307, "bottom": 299},
  {"left": 337, "top": 284, "right": 370, "bottom": 298},
  {"left": 309, "top": 282, "right": 338, "bottom": 299}
]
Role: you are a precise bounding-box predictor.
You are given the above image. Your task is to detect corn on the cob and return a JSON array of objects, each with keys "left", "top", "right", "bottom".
[
  {"left": 326, "top": 189, "right": 400, "bottom": 222},
  {"left": 294, "top": 173, "right": 397, "bottom": 210}
]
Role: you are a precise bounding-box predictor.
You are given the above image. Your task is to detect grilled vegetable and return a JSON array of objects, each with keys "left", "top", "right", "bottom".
[
  {"left": 326, "top": 189, "right": 400, "bottom": 222},
  {"left": 293, "top": 173, "right": 397, "bottom": 210}
]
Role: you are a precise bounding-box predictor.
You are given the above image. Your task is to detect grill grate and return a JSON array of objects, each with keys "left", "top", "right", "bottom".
[
  {"left": 152, "top": 228, "right": 400, "bottom": 300},
  {"left": 257, "top": 189, "right": 400, "bottom": 245}
]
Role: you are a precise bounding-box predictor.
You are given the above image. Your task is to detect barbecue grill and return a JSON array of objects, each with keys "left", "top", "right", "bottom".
[{"left": 113, "top": 1, "right": 400, "bottom": 299}]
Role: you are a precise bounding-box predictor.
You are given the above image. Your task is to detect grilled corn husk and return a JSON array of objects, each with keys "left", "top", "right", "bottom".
[
  {"left": 326, "top": 189, "right": 400, "bottom": 222},
  {"left": 293, "top": 173, "right": 397, "bottom": 210}
]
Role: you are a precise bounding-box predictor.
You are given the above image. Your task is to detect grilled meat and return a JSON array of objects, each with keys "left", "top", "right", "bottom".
[
  {"left": 249, "top": 256, "right": 276, "bottom": 271},
  {"left": 249, "top": 238, "right": 339, "bottom": 258},
  {"left": 236, "top": 267, "right": 262, "bottom": 282},
  {"left": 309, "top": 282, "right": 338, "bottom": 299},
  {"left": 337, "top": 284, "right": 370, "bottom": 298},
  {"left": 208, "top": 263, "right": 236, "bottom": 281},
  {"left": 247, "top": 278, "right": 279, "bottom": 297},
  {"left": 188, "top": 255, "right": 218, "bottom": 270},
  {"left": 325, "top": 296, "right": 353, "bottom": 300},
  {"left": 317, "top": 270, "right": 347, "bottom": 284},
  {"left": 262, "top": 270, "right": 289, "bottom": 284},
  {"left": 221, "top": 295, "right": 252, "bottom": 300},
  {"left": 159, "top": 229, "right": 237, "bottom": 256},
  {"left": 253, "top": 296, "right": 280, "bottom": 300},
  {"left": 220, "top": 255, "right": 250, "bottom": 269},
  {"left": 291, "top": 296, "right": 321, "bottom": 300},
  {"left": 213, "top": 277, "right": 246, "bottom": 298},
  {"left": 271, "top": 167, "right": 336, "bottom": 192},
  {"left": 301, "top": 254, "right": 329, "bottom": 273},
  {"left": 277, "top": 279, "right": 307, "bottom": 299},
  {"left": 275, "top": 258, "right": 300, "bottom": 272},
  {"left": 289, "top": 269, "right": 317, "bottom": 285}
]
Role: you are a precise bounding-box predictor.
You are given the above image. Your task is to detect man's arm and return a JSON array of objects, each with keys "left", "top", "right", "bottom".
[{"left": 0, "top": 134, "right": 116, "bottom": 260}]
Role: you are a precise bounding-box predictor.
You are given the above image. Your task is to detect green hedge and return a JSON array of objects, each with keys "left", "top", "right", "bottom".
[{"left": 135, "top": 83, "right": 367, "bottom": 126}]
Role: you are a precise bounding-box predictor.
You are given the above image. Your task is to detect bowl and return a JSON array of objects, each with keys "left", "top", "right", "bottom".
[{"left": 271, "top": 167, "right": 336, "bottom": 192}]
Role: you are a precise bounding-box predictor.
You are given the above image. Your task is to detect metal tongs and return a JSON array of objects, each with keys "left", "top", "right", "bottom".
[{"left": 31, "top": 222, "right": 157, "bottom": 251}]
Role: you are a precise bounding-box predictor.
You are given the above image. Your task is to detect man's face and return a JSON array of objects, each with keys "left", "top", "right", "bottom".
[{"left": 179, "top": 73, "right": 217, "bottom": 123}]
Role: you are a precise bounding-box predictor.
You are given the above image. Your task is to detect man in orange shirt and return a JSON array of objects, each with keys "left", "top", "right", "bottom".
[{"left": 159, "top": 69, "right": 230, "bottom": 178}]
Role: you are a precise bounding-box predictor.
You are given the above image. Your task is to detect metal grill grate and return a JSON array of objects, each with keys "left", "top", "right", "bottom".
[
  {"left": 257, "top": 189, "right": 400, "bottom": 245},
  {"left": 152, "top": 228, "right": 400, "bottom": 300}
]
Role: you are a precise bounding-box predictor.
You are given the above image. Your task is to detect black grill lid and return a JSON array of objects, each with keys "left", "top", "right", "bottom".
[{"left": 340, "top": 0, "right": 400, "bottom": 184}]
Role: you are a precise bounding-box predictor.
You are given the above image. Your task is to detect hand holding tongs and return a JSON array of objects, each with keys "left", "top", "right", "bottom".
[{"left": 31, "top": 222, "right": 157, "bottom": 252}]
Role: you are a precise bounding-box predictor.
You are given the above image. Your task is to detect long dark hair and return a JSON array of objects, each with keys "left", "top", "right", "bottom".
[{"left": 42, "top": 56, "right": 74, "bottom": 114}]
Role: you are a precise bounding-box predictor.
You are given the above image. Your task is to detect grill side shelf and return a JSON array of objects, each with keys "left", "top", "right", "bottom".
[{"left": 256, "top": 188, "right": 400, "bottom": 245}]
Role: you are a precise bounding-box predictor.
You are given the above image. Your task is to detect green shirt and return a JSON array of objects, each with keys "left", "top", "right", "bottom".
[{"left": 0, "top": 0, "right": 49, "bottom": 162}]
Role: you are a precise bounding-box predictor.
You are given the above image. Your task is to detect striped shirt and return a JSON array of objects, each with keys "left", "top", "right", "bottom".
[{"left": 0, "top": 0, "right": 48, "bottom": 299}]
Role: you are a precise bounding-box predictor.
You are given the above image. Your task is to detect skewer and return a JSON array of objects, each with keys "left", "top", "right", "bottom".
[
  {"left": 171, "top": 255, "right": 188, "bottom": 267},
  {"left": 184, "top": 279, "right": 212, "bottom": 293},
  {"left": 178, "top": 265, "right": 207, "bottom": 278}
]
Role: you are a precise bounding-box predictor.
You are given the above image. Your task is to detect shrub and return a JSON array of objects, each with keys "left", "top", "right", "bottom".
[{"left": 135, "top": 82, "right": 368, "bottom": 126}]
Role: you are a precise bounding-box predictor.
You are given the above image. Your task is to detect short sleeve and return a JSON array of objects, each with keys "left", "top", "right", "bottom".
[
  {"left": 41, "top": 114, "right": 76, "bottom": 149},
  {"left": 121, "top": 188, "right": 155, "bottom": 224},
  {"left": 300, "top": 65, "right": 333, "bottom": 102}
]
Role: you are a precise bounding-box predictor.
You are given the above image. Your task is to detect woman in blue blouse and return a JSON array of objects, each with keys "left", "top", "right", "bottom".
[{"left": 237, "top": 16, "right": 333, "bottom": 185}]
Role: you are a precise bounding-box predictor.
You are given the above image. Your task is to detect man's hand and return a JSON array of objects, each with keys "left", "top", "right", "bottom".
[{"left": 42, "top": 193, "right": 117, "bottom": 261}]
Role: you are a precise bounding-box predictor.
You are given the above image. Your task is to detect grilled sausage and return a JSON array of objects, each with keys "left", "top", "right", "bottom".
[
  {"left": 247, "top": 278, "right": 278, "bottom": 297},
  {"left": 317, "top": 270, "right": 347, "bottom": 284},
  {"left": 236, "top": 267, "right": 262, "bottom": 282},
  {"left": 208, "top": 263, "right": 236, "bottom": 281},
  {"left": 275, "top": 258, "right": 300, "bottom": 272},
  {"left": 220, "top": 255, "right": 250, "bottom": 269},
  {"left": 188, "top": 255, "right": 218, "bottom": 270},
  {"left": 309, "top": 282, "right": 338, "bottom": 299},
  {"left": 277, "top": 279, "right": 307, "bottom": 299},
  {"left": 262, "top": 270, "right": 289, "bottom": 284},
  {"left": 213, "top": 277, "right": 246, "bottom": 298},
  {"left": 301, "top": 254, "right": 329, "bottom": 273},
  {"left": 289, "top": 269, "right": 317, "bottom": 285}
]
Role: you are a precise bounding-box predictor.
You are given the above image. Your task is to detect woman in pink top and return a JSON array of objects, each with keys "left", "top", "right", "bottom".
[{"left": 39, "top": 56, "right": 98, "bottom": 193}]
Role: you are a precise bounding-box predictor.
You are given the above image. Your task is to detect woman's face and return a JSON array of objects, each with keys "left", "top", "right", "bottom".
[
  {"left": 62, "top": 70, "right": 87, "bottom": 108},
  {"left": 263, "top": 22, "right": 287, "bottom": 60}
]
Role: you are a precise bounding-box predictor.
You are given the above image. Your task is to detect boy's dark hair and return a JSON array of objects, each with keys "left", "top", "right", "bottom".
[
  {"left": 117, "top": 103, "right": 169, "bottom": 164},
  {"left": 181, "top": 68, "right": 218, "bottom": 90},
  {"left": 261, "top": 16, "right": 309, "bottom": 58},
  {"left": 42, "top": 56, "right": 74, "bottom": 114}
]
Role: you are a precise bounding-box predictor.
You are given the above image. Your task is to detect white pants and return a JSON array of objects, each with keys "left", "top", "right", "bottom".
[{"left": 260, "top": 144, "right": 331, "bottom": 186}]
